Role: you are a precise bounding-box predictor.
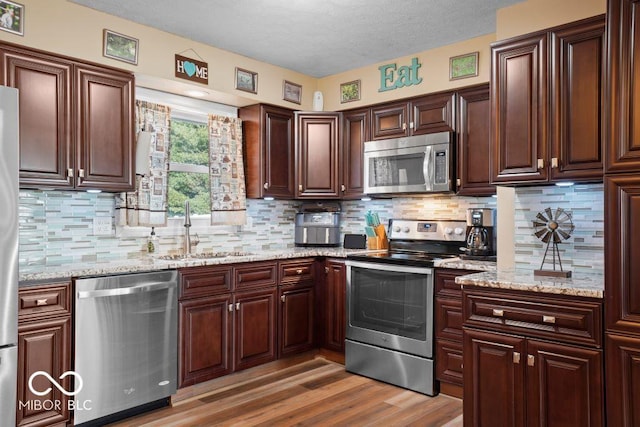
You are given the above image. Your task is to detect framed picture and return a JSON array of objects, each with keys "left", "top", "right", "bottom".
[
  {"left": 340, "top": 79, "right": 361, "bottom": 103},
  {"left": 103, "top": 29, "right": 138, "bottom": 65},
  {"left": 235, "top": 67, "right": 258, "bottom": 94},
  {"left": 282, "top": 80, "right": 302, "bottom": 104},
  {"left": 449, "top": 51, "right": 479, "bottom": 80},
  {"left": 0, "top": 0, "right": 24, "bottom": 36}
]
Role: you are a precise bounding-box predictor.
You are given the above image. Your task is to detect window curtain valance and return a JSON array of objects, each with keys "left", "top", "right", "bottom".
[
  {"left": 209, "top": 115, "right": 246, "bottom": 225},
  {"left": 116, "top": 100, "right": 171, "bottom": 227}
]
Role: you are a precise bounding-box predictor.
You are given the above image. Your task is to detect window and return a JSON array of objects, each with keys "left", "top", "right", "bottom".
[{"left": 168, "top": 117, "right": 210, "bottom": 217}]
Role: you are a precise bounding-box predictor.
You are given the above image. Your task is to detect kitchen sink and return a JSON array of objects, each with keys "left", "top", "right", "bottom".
[{"left": 157, "top": 251, "right": 253, "bottom": 261}]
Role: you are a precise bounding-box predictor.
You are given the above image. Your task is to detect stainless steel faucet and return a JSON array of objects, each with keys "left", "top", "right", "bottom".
[{"left": 184, "top": 200, "right": 192, "bottom": 256}]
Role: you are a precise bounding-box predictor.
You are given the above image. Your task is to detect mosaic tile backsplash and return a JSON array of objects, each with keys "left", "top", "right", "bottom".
[{"left": 18, "top": 184, "right": 603, "bottom": 276}]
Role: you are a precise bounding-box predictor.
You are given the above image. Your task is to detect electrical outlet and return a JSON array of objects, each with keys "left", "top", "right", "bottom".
[{"left": 93, "top": 217, "right": 112, "bottom": 236}]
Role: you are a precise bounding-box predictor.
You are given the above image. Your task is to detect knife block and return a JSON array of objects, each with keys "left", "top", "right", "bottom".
[{"left": 367, "top": 225, "right": 389, "bottom": 250}]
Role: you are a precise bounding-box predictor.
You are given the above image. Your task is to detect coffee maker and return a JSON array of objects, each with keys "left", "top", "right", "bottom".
[{"left": 462, "top": 208, "right": 496, "bottom": 260}]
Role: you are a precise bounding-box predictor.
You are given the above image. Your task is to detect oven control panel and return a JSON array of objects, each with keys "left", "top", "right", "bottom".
[{"left": 389, "top": 219, "right": 467, "bottom": 241}]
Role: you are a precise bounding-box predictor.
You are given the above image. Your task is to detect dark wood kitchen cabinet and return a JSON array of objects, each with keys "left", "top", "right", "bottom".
[
  {"left": 370, "top": 91, "right": 455, "bottom": 139},
  {"left": 17, "top": 282, "right": 72, "bottom": 427},
  {"left": 322, "top": 259, "right": 346, "bottom": 354},
  {"left": 234, "top": 287, "right": 278, "bottom": 371},
  {"left": 240, "top": 104, "right": 295, "bottom": 199},
  {"left": 491, "top": 15, "right": 605, "bottom": 185},
  {"left": 0, "top": 42, "right": 134, "bottom": 191},
  {"left": 456, "top": 84, "right": 494, "bottom": 196},
  {"left": 295, "top": 112, "right": 341, "bottom": 198},
  {"left": 278, "top": 259, "right": 315, "bottom": 357},
  {"left": 341, "top": 108, "right": 368, "bottom": 199},
  {"left": 462, "top": 286, "right": 604, "bottom": 427}
]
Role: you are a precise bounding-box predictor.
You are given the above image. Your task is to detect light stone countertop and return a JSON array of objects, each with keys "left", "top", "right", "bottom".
[
  {"left": 455, "top": 269, "right": 604, "bottom": 299},
  {"left": 433, "top": 257, "right": 497, "bottom": 272}
]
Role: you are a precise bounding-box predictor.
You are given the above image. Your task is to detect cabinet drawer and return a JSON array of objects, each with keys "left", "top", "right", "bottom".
[
  {"left": 179, "top": 266, "right": 233, "bottom": 299},
  {"left": 436, "top": 297, "right": 463, "bottom": 341},
  {"left": 235, "top": 261, "right": 277, "bottom": 290},
  {"left": 463, "top": 288, "right": 603, "bottom": 347},
  {"left": 435, "top": 269, "right": 476, "bottom": 298},
  {"left": 18, "top": 282, "right": 71, "bottom": 321},
  {"left": 279, "top": 259, "right": 315, "bottom": 284},
  {"left": 436, "top": 339, "right": 463, "bottom": 386}
]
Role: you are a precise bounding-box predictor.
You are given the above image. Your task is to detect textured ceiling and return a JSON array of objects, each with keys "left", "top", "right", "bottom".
[{"left": 71, "top": 0, "right": 522, "bottom": 78}]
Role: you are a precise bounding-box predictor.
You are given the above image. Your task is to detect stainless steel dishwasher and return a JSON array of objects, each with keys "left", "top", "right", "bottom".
[{"left": 74, "top": 270, "right": 178, "bottom": 425}]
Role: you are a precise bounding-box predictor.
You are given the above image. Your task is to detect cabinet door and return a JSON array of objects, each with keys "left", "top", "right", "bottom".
[
  {"left": 456, "top": 84, "right": 495, "bottom": 196},
  {"left": 605, "top": 333, "right": 640, "bottom": 427},
  {"left": 0, "top": 46, "right": 73, "bottom": 189},
  {"left": 371, "top": 101, "right": 409, "bottom": 139},
  {"left": 606, "top": 0, "right": 640, "bottom": 172},
  {"left": 75, "top": 64, "right": 134, "bottom": 191},
  {"left": 178, "top": 295, "right": 232, "bottom": 388},
  {"left": 342, "top": 108, "right": 369, "bottom": 199},
  {"left": 234, "top": 288, "right": 277, "bottom": 371},
  {"left": 550, "top": 16, "right": 605, "bottom": 181},
  {"left": 296, "top": 112, "right": 341, "bottom": 198},
  {"left": 263, "top": 105, "right": 295, "bottom": 198},
  {"left": 279, "top": 285, "right": 314, "bottom": 357},
  {"left": 324, "top": 260, "right": 346, "bottom": 353},
  {"left": 411, "top": 92, "right": 455, "bottom": 135},
  {"left": 491, "top": 32, "right": 548, "bottom": 184},
  {"left": 527, "top": 340, "right": 603, "bottom": 427},
  {"left": 605, "top": 175, "right": 640, "bottom": 334},
  {"left": 17, "top": 317, "right": 71, "bottom": 427},
  {"left": 436, "top": 339, "right": 463, "bottom": 387},
  {"left": 463, "top": 329, "right": 526, "bottom": 427}
]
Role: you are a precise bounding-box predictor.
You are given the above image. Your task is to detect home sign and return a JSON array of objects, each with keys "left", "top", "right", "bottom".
[
  {"left": 378, "top": 57, "right": 423, "bottom": 92},
  {"left": 175, "top": 54, "right": 209, "bottom": 84}
]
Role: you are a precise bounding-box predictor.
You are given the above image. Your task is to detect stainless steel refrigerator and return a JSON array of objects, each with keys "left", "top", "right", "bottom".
[{"left": 0, "top": 86, "right": 19, "bottom": 427}]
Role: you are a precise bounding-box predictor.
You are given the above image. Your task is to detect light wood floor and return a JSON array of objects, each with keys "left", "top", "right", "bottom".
[{"left": 109, "top": 355, "right": 463, "bottom": 427}]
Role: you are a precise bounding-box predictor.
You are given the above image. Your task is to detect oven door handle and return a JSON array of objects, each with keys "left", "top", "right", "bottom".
[{"left": 345, "top": 260, "right": 433, "bottom": 275}]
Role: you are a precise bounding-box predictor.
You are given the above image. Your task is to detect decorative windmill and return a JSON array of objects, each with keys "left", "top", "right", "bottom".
[{"left": 532, "top": 207, "right": 575, "bottom": 278}]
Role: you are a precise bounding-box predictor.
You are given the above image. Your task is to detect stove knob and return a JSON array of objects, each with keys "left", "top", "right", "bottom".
[
  {"left": 393, "top": 226, "right": 401, "bottom": 233},
  {"left": 444, "top": 227, "right": 453, "bottom": 235},
  {"left": 454, "top": 227, "right": 465, "bottom": 235},
  {"left": 402, "top": 226, "right": 410, "bottom": 233}
]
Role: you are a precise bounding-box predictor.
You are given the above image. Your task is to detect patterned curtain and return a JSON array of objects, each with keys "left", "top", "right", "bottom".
[
  {"left": 209, "top": 115, "right": 246, "bottom": 225},
  {"left": 116, "top": 101, "right": 171, "bottom": 226}
]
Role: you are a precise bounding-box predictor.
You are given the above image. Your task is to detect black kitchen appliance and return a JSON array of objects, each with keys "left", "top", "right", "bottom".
[
  {"left": 294, "top": 202, "right": 341, "bottom": 247},
  {"left": 462, "top": 208, "right": 496, "bottom": 260},
  {"left": 345, "top": 218, "right": 467, "bottom": 396}
]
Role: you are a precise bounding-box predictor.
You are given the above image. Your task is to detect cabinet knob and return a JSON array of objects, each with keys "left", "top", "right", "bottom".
[
  {"left": 298, "top": 184, "right": 303, "bottom": 192},
  {"left": 263, "top": 182, "right": 269, "bottom": 190},
  {"left": 513, "top": 352, "right": 521, "bottom": 364},
  {"left": 402, "top": 123, "right": 407, "bottom": 131},
  {"left": 527, "top": 354, "right": 535, "bottom": 367},
  {"left": 492, "top": 308, "right": 504, "bottom": 317},
  {"left": 36, "top": 299, "right": 48, "bottom": 307},
  {"left": 456, "top": 178, "right": 461, "bottom": 187},
  {"left": 409, "top": 121, "right": 414, "bottom": 129},
  {"left": 281, "top": 295, "right": 286, "bottom": 303},
  {"left": 542, "top": 315, "right": 556, "bottom": 324},
  {"left": 78, "top": 169, "right": 85, "bottom": 178},
  {"left": 296, "top": 269, "right": 303, "bottom": 275},
  {"left": 236, "top": 302, "right": 240, "bottom": 310},
  {"left": 551, "top": 157, "right": 559, "bottom": 168},
  {"left": 228, "top": 304, "right": 234, "bottom": 312},
  {"left": 341, "top": 184, "right": 346, "bottom": 192},
  {"left": 537, "top": 158, "right": 544, "bottom": 169},
  {"left": 67, "top": 168, "right": 74, "bottom": 179},
  {"left": 325, "top": 266, "right": 330, "bottom": 274}
]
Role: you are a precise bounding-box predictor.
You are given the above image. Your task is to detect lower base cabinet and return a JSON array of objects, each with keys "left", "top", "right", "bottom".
[
  {"left": 235, "top": 288, "right": 278, "bottom": 371},
  {"left": 279, "top": 284, "right": 314, "bottom": 357},
  {"left": 605, "top": 333, "right": 640, "bottom": 426},
  {"left": 323, "top": 260, "right": 346, "bottom": 353}
]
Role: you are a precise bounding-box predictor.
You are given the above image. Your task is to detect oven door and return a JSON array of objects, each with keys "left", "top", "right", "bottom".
[{"left": 345, "top": 260, "right": 434, "bottom": 358}]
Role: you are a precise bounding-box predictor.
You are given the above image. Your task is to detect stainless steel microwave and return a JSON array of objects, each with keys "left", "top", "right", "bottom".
[{"left": 363, "top": 132, "right": 453, "bottom": 195}]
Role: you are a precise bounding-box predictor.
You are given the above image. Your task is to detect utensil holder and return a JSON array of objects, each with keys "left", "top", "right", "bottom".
[{"left": 367, "top": 225, "right": 389, "bottom": 250}]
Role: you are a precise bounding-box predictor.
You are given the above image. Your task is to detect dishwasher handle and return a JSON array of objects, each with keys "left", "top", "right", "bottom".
[{"left": 77, "top": 281, "right": 176, "bottom": 299}]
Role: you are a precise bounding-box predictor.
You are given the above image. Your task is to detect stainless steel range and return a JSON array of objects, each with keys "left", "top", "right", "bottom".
[{"left": 345, "top": 218, "right": 466, "bottom": 395}]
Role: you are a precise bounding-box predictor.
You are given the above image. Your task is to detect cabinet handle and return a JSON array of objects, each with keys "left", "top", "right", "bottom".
[
  {"left": 456, "top": 178, "right": 461, "bottom": 187},
  {"left": 551, "top": 157, "right": 559, "bottom": 168},
  {"left": 402, "top": 123, "right": 407, "bottom": 131},
  {"left": 263, "top": 182, "right": 269, "bottom": 190},
  {"left": 527, "top": 355, "right": 535, "bottom": 367},
  {"left": 36, "top": 299, "right": 48, "bottom": 306},
  {"left": 228, "top": 304, "right": 233, "bottom": 312},
  {"left": 281, "top": 295, "right": 286, "bottom": 303},
  {"left": 492, "top": 309, "right": 504, "bottom": 317},
  {"left": 341, "top": 184, "right": 346, "bottom": 192},
  {"left": 78, "top": 169, "right": 85, "bottom": 178},
  {"left": 67, "top": 168, "right": 74, "bottom": 182},
  {"left": 298, "top": 184, "right": 303, "bottom": 192},
  {"left": 236, "top": 302, "right": 240, "bottom": 310},
  {"left": 537, "top": 158, "right": 544, "bottom": 169},
  {"left": 296, "top": 269, "right": 303, "bottom": 275},
  {"left": 325, "top": 266, "right": 330, "bottom": 274},
  {"left": 513, "top": 352, "right": 521, "bottom": 364},
  {"left": 542, "top": 315, "right": 556, "bottom": 324},
  {"left": 409, "top": 121, "right": 414, "bottom": 129}
]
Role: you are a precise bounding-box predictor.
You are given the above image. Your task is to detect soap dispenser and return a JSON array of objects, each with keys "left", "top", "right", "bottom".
[{"left": 147, "top": 227, "right": 158, "bottom": 253}]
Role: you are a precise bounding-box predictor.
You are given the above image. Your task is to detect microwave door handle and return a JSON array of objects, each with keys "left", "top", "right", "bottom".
[{"left": 423, "top": 146, "right": 433, "bottom": 191}]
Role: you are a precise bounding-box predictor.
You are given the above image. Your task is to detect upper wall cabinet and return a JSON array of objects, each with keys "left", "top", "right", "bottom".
[
  {"left": 0, "top": 42, "right": 134, "bottom": 192},
  {"left": 606, "top": 0, "right": 640, "bottom": 173},
  {"left": 341, "top": 108, "right": 369, "bottom": 199},
  {"left": 295, "top": 112, "right": 341, "bottom": 199},
  {"left": 370, "top": 91, "right": 455, "bottom": 140},
  {"left": 491, "top": 15, "right": 605, "bottom": 185},
  {"left": 240, "top": 104, "right": 295, "bottom": 199}
]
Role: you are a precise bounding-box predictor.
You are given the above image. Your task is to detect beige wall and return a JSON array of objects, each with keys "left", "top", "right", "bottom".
[{"left": 0, "top": 0, "right": 606, "bottom": 111}]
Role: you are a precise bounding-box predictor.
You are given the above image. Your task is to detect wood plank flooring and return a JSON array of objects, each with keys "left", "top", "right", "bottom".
[{"left": 109, "top": 356, "right": 463, "bottom": 427}]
